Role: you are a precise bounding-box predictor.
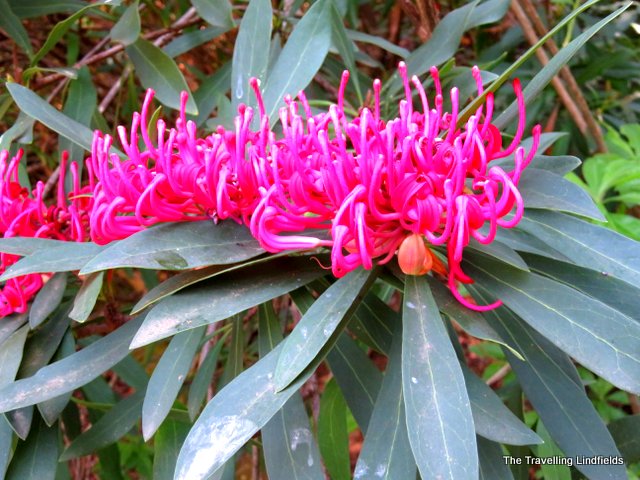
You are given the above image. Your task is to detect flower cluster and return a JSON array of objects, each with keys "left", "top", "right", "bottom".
[
  {"left": 0, "top": 150, "right": 88, "bottom": 315},
  {"left": 0, "top": 63, "right": 540, "bottom": 316}
]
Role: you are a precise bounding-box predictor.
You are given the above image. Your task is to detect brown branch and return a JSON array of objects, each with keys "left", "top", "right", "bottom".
[
  {"left": 518, "top": 0, "right": 606, "bottom": 152},
  {"left": 511, "top": 1, "right": 590, "bottom": 142},
  {"left": 32, "top": 15, "right": 203, "bottom": 91}
]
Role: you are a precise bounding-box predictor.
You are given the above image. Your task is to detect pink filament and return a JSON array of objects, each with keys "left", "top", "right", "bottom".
[{"left": 0, "top": 64, "right": 539, "bottom": 316}]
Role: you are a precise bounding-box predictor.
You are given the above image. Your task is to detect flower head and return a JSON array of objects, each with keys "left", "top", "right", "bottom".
[{"left": 0, "top": 150, "right": 87, "bottom": 315}]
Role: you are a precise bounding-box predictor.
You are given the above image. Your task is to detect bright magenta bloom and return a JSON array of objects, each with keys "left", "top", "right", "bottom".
[
  {"left": 0, "top": 150, "right": 86, "bottom": 315},
  {"left": 0, "top": 63, "right": 539, "bottom": 316},
  {"left": 246, "top": 64, "right": 540, "bottom": 310}
]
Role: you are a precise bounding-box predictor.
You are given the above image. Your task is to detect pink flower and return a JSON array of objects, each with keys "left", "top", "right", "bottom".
[
  {"left": 246, "top": 64, "right": 540, "bottom": 310},
  {"left": 0, "top": 150, "right": 87, "bottom": 316},
  {"left": 0, "top": 62, "right": 539, "bottom": 317}
]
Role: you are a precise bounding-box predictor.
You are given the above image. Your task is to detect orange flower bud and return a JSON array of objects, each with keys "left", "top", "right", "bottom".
[{"left": 398, "top": 234, "right": 433, "bottom": 276}]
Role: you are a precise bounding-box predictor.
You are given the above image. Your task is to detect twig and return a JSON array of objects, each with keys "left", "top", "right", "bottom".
[
  {"left": 33, "top": 15, "right": 203, "bottom": 91},
  {"left": 518, "top": 0, "right": 606, "bottom": 153},
  {"left": 251, "top": 445, "right": 260, "bottom": 480},
  {"left": 98, "top": 65, "right": 132, "bottom": 114},
  {"left": 486, "top": 363, "right": 511, "bottom": 386}
]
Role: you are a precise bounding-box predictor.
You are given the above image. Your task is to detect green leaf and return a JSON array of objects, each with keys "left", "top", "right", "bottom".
[
  {"left": 0, "top": 325, "right": 29, "bottom": 387},
  {"left": 60, "top": 390, "right": 145, "bottom": 460},
  {"left": 403, "top": 276, "right": 477, "bottom": 480},
  {"left": 230, "top": 0, "right": 272, "bottom": 110},
  {"left": 522, "top": 253, "right": 640, "bottom": 321},
  {"left": 19, "top": 308, "right": 70, "bottom": 378},
  {"left": 187, "top": 335, "right": 225, "bottom": 420},
  {"left": 528, "top": 155, "right": 581, "bottom": 175},
  {"left": 59, "top": 66, "right": 97, "bottom": 181},
  {"left": 0, "top": 112, "right": 34, "bottom": 151},
  {"left": 477, "top": 436, "right": 515, "bottom": 480},
  {"left": 0, "top": 237, "right": 71, "bottom": 256},
  {"left": 192, "top": 0, "right": 235, "bottom": 28},
  {"left": 494, "top": 3, "right": 632, "bottom": 128},
  {"left": 153, "top": 420, "right": 191, "bottom": 480},
  {"left": 5, "top": 83, "right": 96, "bottom": 152},
  {"left": 174, "top": 343, "right": 313, "bottom": 480},
  {"left": 608, "top": 415, "right": 640, "bottom": 463},
  {"left": 478, "top": 299, "right": 627, "bottom": 480},
  {"left": 80, "top": 221, "right": 263, "bottom": 274},
  {"left": 349, "top": 292, "right": 395, "bottom": 354},
  {"left": 4, "top": 407, "right": 32, "bottom": 441},
  {"left": 466, "top": 253, "right": 640, "bottom": 394},
  {"left": 132, "top": 264, "right": 228, "bottom": 314},
  {"left": 70, "top": 272, "right": 104, "bottom": 323},
  {"left": 462, "top": 365, "right": 541, "bottom": 446},
  {"left": 318, "top": 380, "right": 350, "bottom": 480},
  {"left": 355, "top": 321, "right": 416, "bottom": 480},
  {"left": 345, "top": 30, "right": 409, "bottom": 59},
  {"left": 164, "top": 26, "right": 231, "bottom": 58},
  {"left": 142, "top": 327, "right": 205, "bottom": 440},
  {"left": 330, "top": 0, "right": 361, "bottom": 102},
  {"left": 5, "top": 415, "right": 58, "bottom": 480},
  {"left": 30, "top": 1, "right": 108, "bottom": 65},
  {"left": 192, "top": 62, "right": 231, "bottom": 127},
  {"left": 467, "top": 239, "right": 529, "bottom": 272},
  {"left": 426, "top": 275, "right": 522, "bottom": 360},
  {"left": 274, "top": 267, "right": 376, "bottom": 391},
  {"left": 112, "top": 355, "right": 149, "bottom": 392},
  {"left": 0, "top": 242, "right": 105, "bottom": 281},
  {"left": 519, "top": 210, "right": 640, "bottom": 287},
  {"left": 263, "top": 0, "right": 332, "bottom": 123},
  {"left": 0, "top": 416, "right": 12, "bottom": 478},
  {"left": 111, "top": 1, "right": 141, "bottom": 46},
  {"left": 0, "top": 314, "right": 27, "bottom": 347},
  {"left": 325, "top": 334, "right": 382, "bottom": 434},
  {"left": 125, "top": 39, "right": 198, "bottom": 115},
  {"left": 518, "top": 169, "right": 604, "bottom": 221},
  {"left": 8, "top": 0, "right": 85, "bottom": 18},
  {"left": 259, "top": 303, "right": 324, "bottom": 480},
  {"left": 0, "top": 316, "right": 143, "bottom": 412},
  {"left": 492, "top": 227, "right": 568, "bottom": 261},
  {"left": 131, "top": 256, "right": 325, "bottom": 347},
  {"left": 534, "top": 421, "right": 571, "bottom": 480},
  {"left": 0, "top": 0, "right": 33, "bottom": 57},
  {"left": 29, "top": 273, "right": 67, "bottom": 328},
  {"left": 37, "top": 331, "right": 76, "bottom": 426}
]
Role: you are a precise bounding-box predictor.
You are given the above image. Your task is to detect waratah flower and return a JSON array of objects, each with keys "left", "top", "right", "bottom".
[
  {"left": 245, "top": 63, "right": 541, "bottom": 311},
  {"left": 0, "top": 150, "right": 87, "bottom": 316},
  {"left": 0, "top": 63, "right": 539, "bottom": 317}
]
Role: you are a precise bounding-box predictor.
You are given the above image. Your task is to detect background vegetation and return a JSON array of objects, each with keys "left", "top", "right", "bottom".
[{"left": 0, "top": 0, "right": 639, "bottom": 479}]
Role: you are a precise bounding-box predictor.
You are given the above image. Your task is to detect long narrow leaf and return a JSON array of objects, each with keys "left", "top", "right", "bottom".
[
  {"left": 259, "top": 303, "right": 324, "bottom": 480},
  {"left": 126, "top": 39, "right": 198, "bottom": 115},
  {"left": 142, "top": 327, "right": 205, "bottom": 440},
  {"left": 81, "top": 220, "right": 263, "bottom": 274},
  {"left": 0, "top": 316, "right": 143, "bottom": 412},
  {"left": 131, "top": 257, "right": 325, "bottom": 347},
  {"left": 263, "top": 0, "right": 332, "bottom": 123},
  {"left": 403, "top": 276, "right": 477, "bottom": 479},
  {"left": 519, "top": 210, "right": 640, "bottom": 287},
  {"left": 274, "top": 267, "right": 376, "bottom": 390},
  {"left": 60, "top": 390, "right": 145, "bottom": 460},
  {"left": 230, "top": 0, "right": 272, "bottom": 110},
  {"left": 355, "top": 321, "right": 416, "bottom": 480},
  {"left": 466, "top": 252, "right": 640, "bottom": 394},
  {"left": 477, "top": 298, "right": 626, "bottom": 480}
]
